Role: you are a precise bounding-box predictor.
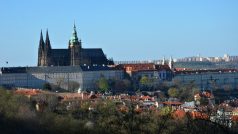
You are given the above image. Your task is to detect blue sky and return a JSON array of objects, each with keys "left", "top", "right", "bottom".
[{"left": 0, "top": 0, "right": 238, "bottom": 67}]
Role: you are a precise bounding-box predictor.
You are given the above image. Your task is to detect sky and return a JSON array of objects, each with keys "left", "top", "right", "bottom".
[{"left": 0, "top": 0, "right": 238, "bottom": 67}]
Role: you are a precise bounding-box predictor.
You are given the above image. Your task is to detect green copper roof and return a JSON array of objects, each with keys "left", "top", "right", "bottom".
[{"left": 70, "top": 23, "right": 79, "bottom": 44}]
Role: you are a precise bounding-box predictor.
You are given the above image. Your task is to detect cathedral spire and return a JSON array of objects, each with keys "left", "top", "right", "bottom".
[
  {"left": 39, "top": 30, "right": 45, "bottom": 51},
  {"left": 46, "top": 29, "right": 49, "bottom": 40},
  {"left": 74, "top": 20, "right": 76, "bottom": 30},
  {"left": 38, "top": 30, "right": 45, "bottom": 66},
  {"left": 45, "top": 29, "right": 51, "bottom": 50},
  {"left": 70, "top": 22, "right": 79, "bottom": 45},
  {"left": 39, "top": 30, "right": 44, "bottom": 47}
]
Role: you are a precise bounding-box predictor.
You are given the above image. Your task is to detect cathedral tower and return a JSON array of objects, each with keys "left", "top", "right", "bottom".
[
  {"left": 44, "top": 30, "right": 52, "bottom": 66},
  {"left": 37, "top": 24, "right": 112, "bottom": 67},
  {"left": 37, "top": 30, "right": 52, "bottom": 66},
  {"left": 38, "top": 30, "right": 45, "bottom": 66},
  {"left": 69, "top": 23, "right": 82, "bottom": 66}
]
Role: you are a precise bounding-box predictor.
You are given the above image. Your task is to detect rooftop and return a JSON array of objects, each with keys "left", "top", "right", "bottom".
[{"left": 0, "top": 65, "right": 121, "bottom": 74}]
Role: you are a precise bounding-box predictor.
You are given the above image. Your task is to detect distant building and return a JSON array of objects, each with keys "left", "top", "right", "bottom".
[
  {"left": 174, "top": 69, "right": 238, "bottom": 90},
  {"left": 117, "top": 63, "right": 173, "bottom": 90},
  {"left": 38, "top": 24, "right": 113, "bottom": 66},
  {"left": 176, "top": 54, "right": 238, "bottom": 63},
  {"left": 0, "top": 66, "right": 123, "bottom": 91},
  {"left": 223, "top": 54, "right": 238, "bottom": 62}
]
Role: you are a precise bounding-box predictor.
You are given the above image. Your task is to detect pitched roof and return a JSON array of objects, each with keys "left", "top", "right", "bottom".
[
  {"left": 80, "top": 65, "right": 118, "bottom": 71},
  {"left": 155, "top": 64, "right": 172, "bottom": 71},
  {"left": 82, "top": 48, "right": 106, "bottom": 58},
  {"left": 173, "top": 110, "right": 186, "bottom": 119},
  {"left": 51, "top": 49, "right": 69, "bottom": 58}
]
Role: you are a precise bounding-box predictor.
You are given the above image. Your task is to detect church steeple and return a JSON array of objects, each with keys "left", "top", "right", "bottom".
[
  {"left": 39, "top": 30, "right": 44, "bottom": 49},
  {"left": 70, "top": 22, "right": 80, "bottom": 46},
  {"left": 45, "top": 29, "right": 51, "bottom": 50},
  {"left": 38, "top": 30, "right": 45, "bottom": 66},
  {"left": 69, "top": 22, "right": 82, "bottom": 66}
]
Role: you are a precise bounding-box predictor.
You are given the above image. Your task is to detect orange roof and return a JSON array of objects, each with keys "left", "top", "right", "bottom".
[
  {"left": 15, "top": 89, "right": 42, "bottom": 96},
  {"left": 233, "top": 109, "right": 238, "bottom": 113},
  {"left": 190, "top": 111, "right": 209, "bottom": 120},
  {"left": 202, "top": 91, "right": 212, "bottom": 98},
  {"left": 173, "top": 110, "right": 186, "bottom": 119},
  {"left": 119, "top": 106, "right": 129, "bottom": 113},
  {"left": 130, "top": 96, "right": 139, "bottom": 101},
  {"left": 232, "top": 115, "right": 238, "bottom": 122},
  {"left": 140, "top": 95, "right": 151, "bottom": 100},
  {"left": 120, "top": 63, "right": 155, "bottom": 72},
  {"left": 134, "top": 107, "right": 143, "bottom": 113},
  {"left": 194, "top": 92, "right": 213, "bottom": 98}
]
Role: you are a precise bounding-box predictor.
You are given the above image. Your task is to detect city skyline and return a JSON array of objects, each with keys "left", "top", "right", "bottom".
[{"left": 0, "top": 0, "right": 238, "bottom": 67}]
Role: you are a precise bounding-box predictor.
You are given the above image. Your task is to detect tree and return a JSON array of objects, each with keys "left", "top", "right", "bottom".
[
  {"left": 139, "top": 76, "right": 151, "bottom": 91},
  {"left": 200, "top": 97, "right": 209, "bottom": 106},
  {"left": 114, "top": 79, "right": 132, "bottom": 93},
  {"left": 140, "top": 76, "right": 150, "bottom": 85},
  {"left": 168, "top": 88, "right": 179, "bottom": 98},
  {"left": 98, "top": 77, "right": 109, "bottom": 92},
  {"left": 46, "top": 94, "right": 59, "bottom": 112},
  {"left": 43, "top": 83, "right": 52, "bottom": 91},
  {"left": 68, "top": 81, "right": 80, "bottom": 92}
]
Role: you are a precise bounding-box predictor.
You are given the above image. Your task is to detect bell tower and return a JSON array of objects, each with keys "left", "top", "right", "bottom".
[{"left": 69, "top": 23, "right": 81, "bottom": 66}]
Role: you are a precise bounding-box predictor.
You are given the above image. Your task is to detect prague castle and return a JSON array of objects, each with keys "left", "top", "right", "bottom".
[
  {"left": 0, "top": 24, "right": 121, "bottom": 91},
  {"left": 38, "top": 24, "right": 113, "bottom": 66}
]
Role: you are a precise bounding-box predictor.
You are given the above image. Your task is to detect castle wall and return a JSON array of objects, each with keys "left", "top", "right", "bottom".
[{"left": 0, "top": 66, "right": 123, "bottom": 91}]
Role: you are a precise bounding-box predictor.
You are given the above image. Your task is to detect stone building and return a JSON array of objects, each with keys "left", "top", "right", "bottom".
[
  {"left": 38, "top": 24, "right": 113, "bottom": 66},
  {"left": 174, "top": 69, "right": 238, "bottom": 90},
  {"left": 0, "top": 66, "right": 123, "bottom": 91}
]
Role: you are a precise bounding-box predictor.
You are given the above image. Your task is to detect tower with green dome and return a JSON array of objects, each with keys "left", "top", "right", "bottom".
[
  {"left": 69, "top": 23, "right": 82, "bottom": 66},
  {"left": 69, "top": 23, "right": 81, "bottom": 47}
]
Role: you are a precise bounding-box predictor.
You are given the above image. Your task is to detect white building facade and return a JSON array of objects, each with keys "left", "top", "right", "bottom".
[
  {"left": 174, "top": 70, "right": 238, "bottom": 90},
  {"left": 0, "top": 66, "right": 123, "bottom": 91}
]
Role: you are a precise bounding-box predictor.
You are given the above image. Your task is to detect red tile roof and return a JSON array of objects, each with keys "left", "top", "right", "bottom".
[
  {"left": 173, "top": 109, "right": 186, "bottom": 119},
  {"left": 189, "top": 111, "right": 209, "bottom": 120},
  {"left": 15, "top": 89, "right": 42, "bottom": 96}
]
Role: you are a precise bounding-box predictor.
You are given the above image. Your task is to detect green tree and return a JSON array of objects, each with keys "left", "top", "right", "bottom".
[
  {"left": 98, "top": 77, "right": 109, "bottom": 92},
  {"left": 200, "top": 97, "right": 209, "bottom": 106},
  {"left": 168, "top": 87, "right": 179, "bottom": 98},
  {"left": 140, "top": 76, "right": 150, "bottom": 85},
  {"left": 114, "top": 79, "right": 132, "bottom": 93},
  {"left": 160, "top": 106, "right": 172, "bottom": 116},
  {"left": 68, "top": 81, "right": 80, "bottom": 92},
  {"left": 139, "top": 76, "right": 151, "bottom": 91},
  {"left": 43, "top": 83, "right": 52, "bottom": 91}
]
